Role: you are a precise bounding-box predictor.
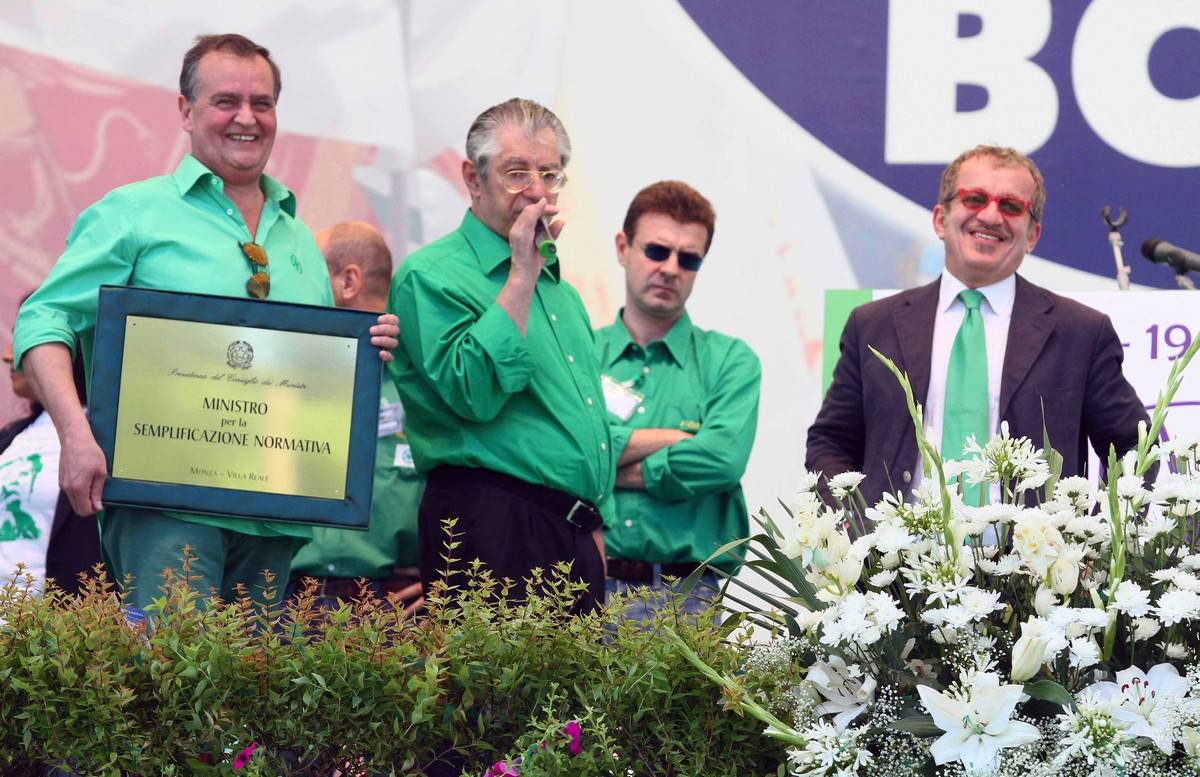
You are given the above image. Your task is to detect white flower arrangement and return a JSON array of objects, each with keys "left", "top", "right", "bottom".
[{"left": 672, "top": 338, "right": 1200, "bottom": 776}]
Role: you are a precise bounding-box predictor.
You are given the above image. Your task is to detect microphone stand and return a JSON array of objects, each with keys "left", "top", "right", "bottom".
[{"left": 1101, "top": 206, "right": 1131, "bottom": 290}]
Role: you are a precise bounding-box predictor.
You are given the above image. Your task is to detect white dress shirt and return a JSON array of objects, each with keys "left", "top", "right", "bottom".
[{"left": 914, "top": 272, "right": 1015, "bottom": 493}]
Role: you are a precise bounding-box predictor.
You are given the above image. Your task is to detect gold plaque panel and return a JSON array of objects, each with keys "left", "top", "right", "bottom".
[{"left": 112, "top": 316, "right": 357, "bottom": 499}]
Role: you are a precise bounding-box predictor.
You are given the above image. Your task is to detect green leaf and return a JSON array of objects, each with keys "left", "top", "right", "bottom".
[
  {"left": 1023, "top": 679, "right": 1075, "bottom": 710},
  {"left": 888, "top": 714, "right": 942, "bottom": 736}
]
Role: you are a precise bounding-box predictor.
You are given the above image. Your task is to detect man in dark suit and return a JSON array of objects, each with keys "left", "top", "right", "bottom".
[{"left": 806, "top": 145, "right": 1148, "bottom": 506}]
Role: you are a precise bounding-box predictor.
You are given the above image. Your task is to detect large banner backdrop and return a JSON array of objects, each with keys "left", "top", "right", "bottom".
[{"left": 2, "top": 1, "right": 1198, "bottom": 514}]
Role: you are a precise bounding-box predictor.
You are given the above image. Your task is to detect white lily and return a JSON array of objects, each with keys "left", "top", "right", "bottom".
[
  {"left": 806, "top": 656, "right": 877, "bottom": 730},
  {"left": 917, "top": 672, "right": 1039, "bottom": 771},
  {"left": 1082, "top": 663, "right": 1190, "bottom": 754}
]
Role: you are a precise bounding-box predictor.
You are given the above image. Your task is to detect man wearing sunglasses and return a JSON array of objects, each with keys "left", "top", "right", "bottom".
[
  {"left": 388, "top": 99, "right": 611, "bottom": 613},
  {"left": 596, "top": 181, "right": 760, "bottom": 615},
  {"left": 12, "top": 34, "right": 400, "bottom": 611},
  {"left": 807, "top": 145, "right": 1148, "bottom": 510}
]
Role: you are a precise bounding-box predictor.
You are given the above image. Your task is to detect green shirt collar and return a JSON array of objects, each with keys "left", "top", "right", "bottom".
[
  {"left": 171, "top": 154, "right": 297, "bottom": 217},
  {"left": 459, "top": 208, "right": 560, "bottom": 282},
  {"left": 609, "top": 308, "right": 693, "bottom": 366}
]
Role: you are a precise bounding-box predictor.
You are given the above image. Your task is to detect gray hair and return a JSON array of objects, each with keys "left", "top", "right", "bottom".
[{"left": 465, "top": 98, "right": 571, "bottom": 178}]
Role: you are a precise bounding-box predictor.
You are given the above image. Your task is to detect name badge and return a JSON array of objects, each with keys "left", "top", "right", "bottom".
[
  {"left": 602, "top": 375, "right": 643, "bottom": 422},
  {"left": 378, "top": 401, "right": 404, "bottom": 437},
  {"left": 393, "top": 443, "right": 415, "bottom": 470}
]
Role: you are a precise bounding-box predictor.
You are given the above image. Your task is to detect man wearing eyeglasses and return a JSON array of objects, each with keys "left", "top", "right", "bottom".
[
  {"left": 388, "top": 98, "right": 611, "bottom": 613},
  {"left": 806, "top": 145, "right": 1148, "bottom": 509},
  {"left": 12, "top": 34, "right": 399, "bottom": 610},
  {"left": 596, "top": 181, "right": 760, "bottom": 616}
]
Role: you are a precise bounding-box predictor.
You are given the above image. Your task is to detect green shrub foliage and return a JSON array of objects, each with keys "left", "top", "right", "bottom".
[{"left": 0, "top": 545, "right": 784, "bottom": 775}]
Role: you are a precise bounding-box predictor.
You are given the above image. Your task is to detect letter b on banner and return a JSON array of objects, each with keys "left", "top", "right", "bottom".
[{"left": 885, "top": 0, "right": 1057, "bottom": 163}]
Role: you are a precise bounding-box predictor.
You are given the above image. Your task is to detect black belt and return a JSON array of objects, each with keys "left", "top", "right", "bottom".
[
  {"left": 299, "top": 572, "right": 420, "bottom": 600},
  {"left": 429, "top": 465, "right": 603, "bottom": 533},
  {"left": 606, "top": 558, "right": 703, "bottom": 584}
]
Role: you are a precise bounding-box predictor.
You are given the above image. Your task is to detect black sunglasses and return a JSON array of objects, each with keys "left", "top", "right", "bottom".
[{"left": 641, "top": 242, "right": 703, "bottom": 272}]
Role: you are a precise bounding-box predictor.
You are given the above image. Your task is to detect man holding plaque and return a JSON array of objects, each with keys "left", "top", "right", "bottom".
[
  {"left": 389, "top": 98, "right": 612, "bottom": 613},
  {"left": 13, "top": 34, "right": 399, "bottom": 610},
  {"left": 289, "top": 222, "right": 423, "bottom": 613},
  {"left": 597, "top": 181, "right": 760, "bottom": 616}
]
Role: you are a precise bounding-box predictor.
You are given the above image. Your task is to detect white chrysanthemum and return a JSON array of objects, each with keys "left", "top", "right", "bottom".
[
  {"left": 1054, "top": 476, "right": 1096, "bottom": 514},
  {"left": 1166, "top": 642, "right": 1190, "bottom": 659},
  {"left": 867, "top": 569, "right": 897, "bottom": 588},
  {"left": 872, "top": 522, "right": 917, "bottom": 555},
  {"left": 1116, "top": 474, "right": 1148, "bottom": 505},
  {"left": 1110, "top": 580, "right": 1152, "bottom": 617},
  {"left": 1132, "top": 617, "right": 1161, "bottom": 642},
  {"left": 1137, "top": 510, "right": 1176, "bottom": 543},
  {"left": 959, "top": 588, "right": 1004, "bottom": 618},
  {"left": 796, "top": 471, "right": 822, "bottom": 493},
  {"left": 1156, "top": 588, "right": 1200, "bottom": 626},
  {"left": 827, "top": 471, "right": 866, "bottom": 499},
  {"left": 1068, "top": 637, "right": 1101, "bottom": 669},
  {"left": 817, "top": 591, "right": 902, "bottom": 648}
]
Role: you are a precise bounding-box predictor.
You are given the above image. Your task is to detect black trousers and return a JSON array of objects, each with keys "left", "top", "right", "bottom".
[{"left": 418, "top": 466, "right": 604, "bottom": 614}]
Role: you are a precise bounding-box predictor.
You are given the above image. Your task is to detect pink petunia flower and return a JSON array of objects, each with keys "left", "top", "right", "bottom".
[
  {"left": 563, "top": 720, "right": 582, "bottom": 755},
  {"left": 233, "top": 742, "right": 258, "bottom": 770},
  {"left": 487, "top": 760, "right": 520, "bottom": 776}
]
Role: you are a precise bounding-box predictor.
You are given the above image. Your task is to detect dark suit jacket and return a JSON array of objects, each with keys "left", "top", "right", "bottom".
[{"left": 805, "top": 274, "right": 1150, "bottom": 506}]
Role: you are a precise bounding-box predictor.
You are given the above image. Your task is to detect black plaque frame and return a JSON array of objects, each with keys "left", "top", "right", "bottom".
[{"left": 90, "top": 286, "right": 380, "bottom": 529}]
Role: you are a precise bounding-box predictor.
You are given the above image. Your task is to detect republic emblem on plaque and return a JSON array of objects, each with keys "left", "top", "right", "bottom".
[{"left": 226, "top": 340, "right": 254, "bottom": 369}]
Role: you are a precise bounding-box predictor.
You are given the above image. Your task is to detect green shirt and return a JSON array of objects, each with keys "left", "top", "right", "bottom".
[
  {"left": 596, "top": 311, "right": 761, "bottom": 570},
  {"left": 387, "top": 209, "right": 614, "bottom": 520},
  {"left": 13, "top": 154, "right": 334, "bottom": 539},
  {"left": 292, "top": 378, "right": 423, "bottom": 577}
]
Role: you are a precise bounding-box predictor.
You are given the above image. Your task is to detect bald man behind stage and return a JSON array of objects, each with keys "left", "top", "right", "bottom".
[{"left": 288, "top": 222, "right": 424, "bottom": 612}]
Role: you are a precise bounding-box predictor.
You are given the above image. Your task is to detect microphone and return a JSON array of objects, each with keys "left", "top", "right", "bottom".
[
  {"left": 1142, "top": 239, "right": 1200, "bottom": 274},
  {"left": 534, "top": 216, "right": 557, "bottom": 260}
]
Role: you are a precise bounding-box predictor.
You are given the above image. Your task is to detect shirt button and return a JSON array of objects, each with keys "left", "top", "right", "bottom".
[
  {"left": 567, "top": 355, "right": 575, "bottom": 363},
  {"left": 226, "top": 208, "right": 234, "bottom": 216},
  {"left": 600, "top": 442, "right": 607, "bottom": 451},
  {"left": 624, "top": 519, "right": 633, "bottom": 528},
  {"left": 327, "top": 563, "right": 336, "bottom": 572},
  {"left": 637, "top": 407, "right": 645, "bottom": 414},
  {"left": 902, "top": 470, "right": 912, "bottom": 483},
  {"left": 550, "top": 313, "right": 558, "bottom": 322},
  {"left": 642, "top": 366, "right": 650, "bottom": 375},
  {"left": 586, "top": 397, "right": 593, "bottom": 405}
]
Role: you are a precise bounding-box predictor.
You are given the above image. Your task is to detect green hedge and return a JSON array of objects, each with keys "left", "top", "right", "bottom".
[{"left": 0, "top": 555, "right": 784, "bottom": 776}]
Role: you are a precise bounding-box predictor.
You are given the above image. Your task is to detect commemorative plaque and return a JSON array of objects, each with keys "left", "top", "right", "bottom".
[{"left": 89, "top": 286, "right": 381, "bottom": 528}]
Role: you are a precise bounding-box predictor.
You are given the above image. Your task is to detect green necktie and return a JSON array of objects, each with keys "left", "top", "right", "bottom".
[{"left": 942, "top": 289, "right": 988, "bottom": 505}]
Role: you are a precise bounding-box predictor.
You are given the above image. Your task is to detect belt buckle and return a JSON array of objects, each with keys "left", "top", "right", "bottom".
[{"left": 565, "top": 499, "right": 588, "bottom": 529}]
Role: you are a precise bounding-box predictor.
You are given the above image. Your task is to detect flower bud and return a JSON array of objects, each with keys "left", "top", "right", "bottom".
[
  {"left": 1049, "top": 558, "right": 1079, "bottom": 596},
  {"left": 1010, "top": 626, "right": 1051, "bottom": 683}
]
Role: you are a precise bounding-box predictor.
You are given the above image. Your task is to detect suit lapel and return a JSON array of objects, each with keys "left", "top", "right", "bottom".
[
  {"left": 892, "top": 279, "right": 940, "bottom": 406},
  {"left": 999, "top": 275, "right": 1055, "bottom": 421}
]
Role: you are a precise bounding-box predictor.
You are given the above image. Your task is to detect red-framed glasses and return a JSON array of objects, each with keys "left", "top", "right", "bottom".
[{"left": 956, "top": 188, "right": 1031, "bottom": 219}]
